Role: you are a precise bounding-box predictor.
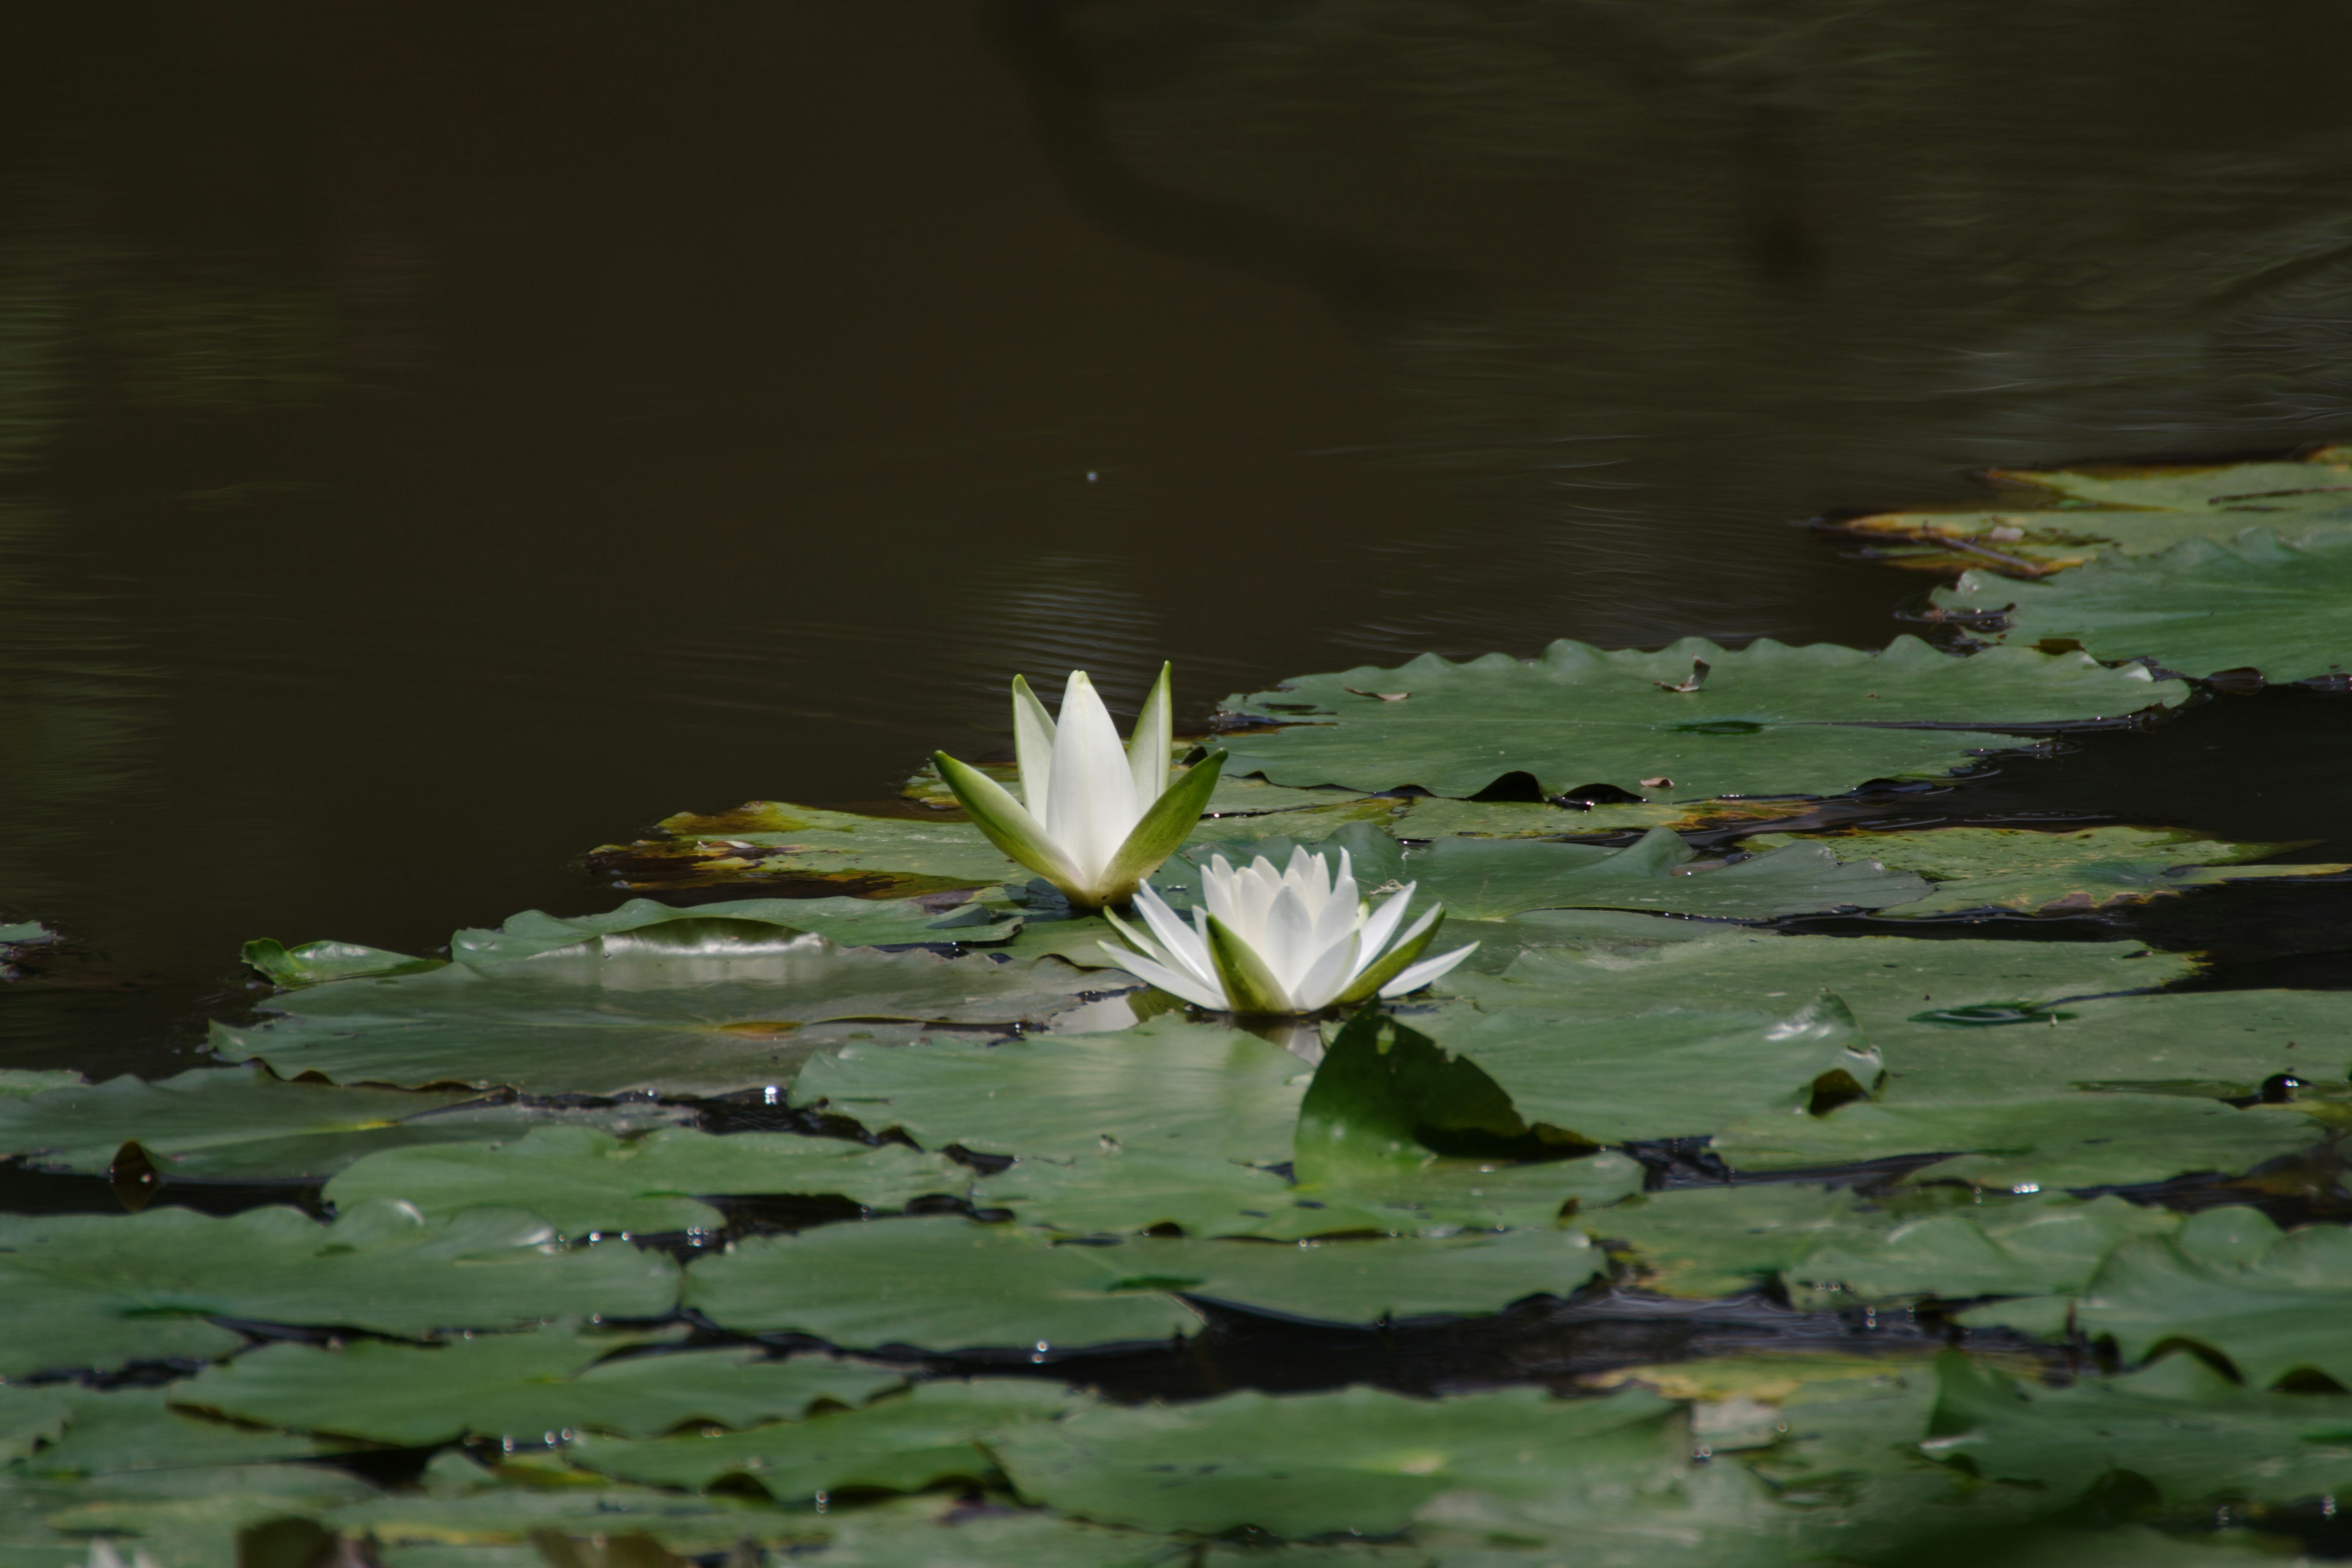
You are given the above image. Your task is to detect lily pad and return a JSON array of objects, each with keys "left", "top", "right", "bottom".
[
  {"left": 1789, "top": 1195, "right": 2179, "bottom": 1305},
  {"left": 564, "top": 1380, "right": 1076, "bottom": 1501},
  {"left": 591, "top": 802, "right": 1025, "bottom": 896},
  {"left": 1747, "top": 825, "right": 2348, "bottom": 917},
  {"left": 772, "top": 1493, "right": 1171, "bottom": 1568},
  {"left": 241, "top": 938, "right": 445, "bottom": 987},
  {"left": 683, "top": 1215, "right": 1204, "bottom": 1351},
  {"left": 1924, "top": 1349, "right": 2352, "bottom": 1507},
  {"left": 35, "top": 1463, "right": 382, "bottom": 1562},
  {"left": 0, "top": 1202, "right": 678, "bottom": 1377},
  {"left": 1714, "top": 1095, "right": 2316, "bottom": 1192},
  {"left": 2016, "top": 1208, "right": 2352, "bottom": 1387},
  {"left": 992, "top": 1384, "right": 1677, "bottom": 1537},
  {"left": 1428, "top": 994, "right": 1882, "bottom": 1145},
  {"left": 214, "top": 941, "right": 1114, "bottom": 1095},
  {"left": 1933, "top": 529, "right": 2352, "bottom": 682},
  {"left": 0, "top": 1068, "right": 83, "bottom": 1098},
  {"left": 17, "top": 1387, "right": 330, "bottom": 1476},
  {"left": 1403, "top": 829, "right": 1929, "bottom": 921},
  {"left": 793, "top": 1016, "right": 1311, "bottom": 1164},
  {"left": 1586, "top": 1185, "right": 1893, "bottom": 1298},
  {"left": 1879, "top": 988, "right": 2352, "bottom": 1104},
  {"left": 1215, "top": 636, "right": 2185, "bottom": 801},
  {"left": 323, "top": 1126, "right": 968, "bottom": 1235},
  {"left": 331, "top": 1453, "right": 813, "bottom": 1557},
  {"left": 176, "top": 1325, "right": 903, "bottom": 1446},
  {"left": 1392, "top": 797, "right": 1803, "bottom": 840},
  {"left": 0, "top": 1389, "right": 69, "bottom": 1466},
  {"left": 685, "top": 1214, "right": 1601, "bottom": 1349},
  {"left": 449, "top": 896, "right": 1017, "bottom": 964}
]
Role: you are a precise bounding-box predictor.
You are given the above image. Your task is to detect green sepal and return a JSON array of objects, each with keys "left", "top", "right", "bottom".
[
  {"left": 1127, "top": 662, "right": 1174, "bottom": 806},
  {"left": 1099, "top": 750, "right": 1226, "bottom": 901},
  {"left": 1205, "top": 914, "right": 1294, "bottom": 1015},
  {"left": 1334, "top": 906, "right": 1446, "bottom": 1005},
  {"left": 933, "top": 750, "right": 1080, "bottom": 890}
]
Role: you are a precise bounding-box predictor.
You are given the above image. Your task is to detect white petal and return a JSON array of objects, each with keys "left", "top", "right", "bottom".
[
  {"left": 1010, "top": 675, "right": 1058, "bottom": 820},
  {"left": 1099, "top": 944, "right": 1226, "bottom": 1010},
  {"left": 1378, "top": 941, "right": 1480, "bottom": 998},
  {"left": 1293, "top": 930, "right": 1362, "bottom": 1011},
  {"left": 1308, "top": 866, "right": 1358, "bottom": 953},
  {"left": 1355, "top": 882, "right": 1419, "bottom": 966},
  {"left": 1134, "top": 884, "right": 1216, "bottom": 986},
  {"left": 1044, "top": 671, "right": 1141, "bottom": 887},
  {"left": 1261, "top": 884, "right": 1317, "bottom": 991}
]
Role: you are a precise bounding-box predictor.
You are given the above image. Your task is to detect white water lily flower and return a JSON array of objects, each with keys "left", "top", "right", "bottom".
[
  {"left": 1100, "top": 845, "right": 1477, "bottom": 1015},
  {"left": 933, "top": 663, "right": 1224, "bottom": 910}
]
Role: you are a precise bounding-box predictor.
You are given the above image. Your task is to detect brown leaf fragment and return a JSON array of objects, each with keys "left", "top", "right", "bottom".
[
  {"left": 1343, "top": 687, "right": 1411, "bottom": 701},
  {"left": 1653, "top": 658, "right": 1710, "bottom": 694},
  {"left": 1640, "top": 776, "right": 1673, "bottom": 789}
]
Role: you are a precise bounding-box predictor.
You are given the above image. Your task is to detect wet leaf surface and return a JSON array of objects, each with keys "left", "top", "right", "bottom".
[
  {"left": 322, "top": 1126, "right": 967, "bottom": 1235},
  {"left": 0, "top": 1202, "right": 679, "bottom": 1377},
  {"left": 1935, "top": 528, "right": 2352, "bottom": 682},
  {"left": 1216, "top": 636, "right": 2185, "bottom": 801},
  {"left": 450, "top": 895, "right": 1021, "bottom": 963},
  {"left": 177, "top": 1325, "right": 903, "bottom": 1446},
  {"left": 215, "top": 939, "right": 1112, "bottom": 1095}
]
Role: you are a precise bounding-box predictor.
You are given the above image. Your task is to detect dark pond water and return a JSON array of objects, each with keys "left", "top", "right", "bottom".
[{"left": 6, "top": 1, "right": 2352, "bottom": 1071}]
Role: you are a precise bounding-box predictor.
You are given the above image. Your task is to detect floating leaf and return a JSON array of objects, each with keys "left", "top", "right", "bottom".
[
  {"left": 992, "top": 1384, "right": 1676, "bottom": 1537},
  {"left": 564, "top": 1381, "right": 1075, "bottom": 1501},
  {"left": 1934, "top": 529, "right": 2352, "bottom": 682},
  {"left": 0, "top": 1068, "right": 83, "bottom": 1098},
  {"left": 1790, "top": 1195, "right": 2178, "bottom": 1305},
  {"left": 449, "top": 896, "right": 1020, "bottom": 965},
  {"left": 1131, "top": 1228, "right": 1604, "bottom": 1325},
  {"left": 2006, "top": 1208, "right": 2352, "bottom": 1388},
  {"left": 1749, "top": 825, "right": 2348, "bottom": 917},
  {"left": 36, "top": 1463, "right": 382, "bottom": 1558},
  {"left": 794, "top": 1016, "right": 1311, "bottom": 1164},
  {"left": 1215, "top": 637, "right": 2184, "bottom": 801},
  {"left": 0, "top": 1388, "right": 70, "bottom": 1466},
  {"left": 590, "top": 802, "right": 1027, "bottom": 897},
  {"left": 970, "top": 1150, "right": 1302, "bottom": 1237},
  {"left": 1925, "top": 1349, "right": 2352, "bottom": 1507},
  {"left": 1391, "top": 797, "right": 1800, "bottom": 839},
  {"left": 177, "top": 1325, "right": 902, "bottom": 1446},
  {"left": 1403, "top": 828, "right": 1928, "bottom": 921},
  {"left": 17, "top": 1387, "right": 329, "bottom": 1477},
  {"left": 241, "top": 938, "right": 444, "bottom": 987},
  {"left": 1586, "top": 1185, "right": 1892, "bottom": 1298},
  {"left": 1427, "top": 994, "right": 1881, "bottom": 1145},
  {"left": 330, "top": 1452, "right": 812, "bottom": 1556},
  {"left": 1715, "top": 1095, "right": 2315, "bottom": 1192},
  {"left": 216, "top": 941, "right": 1113, "bottom": 1095},
  {"left": 323, "top": 1126, "right": 967, "bottom": 1235},
  {"left": 0, "top": 1202, "right": 678, "bottom": 1378},
  {"left": 684, "top": 1216, "right": 1204, "bottom": 1351},
  {"left": 777, "top": 1493, "right": 1172, "bottom": 1568}
]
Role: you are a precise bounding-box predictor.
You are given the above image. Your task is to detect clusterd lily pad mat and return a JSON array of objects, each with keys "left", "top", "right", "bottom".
[{"left": 19, "top": 452, "right": 2352, "bottom": 1568}]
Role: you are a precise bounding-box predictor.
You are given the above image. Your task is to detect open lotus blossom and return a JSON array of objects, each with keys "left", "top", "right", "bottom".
[
  {"left": 1101, "top": 845, "right": 1477, "bottom": 1015},
  {"left": 933, "top": 664, "right": 1224, "bottom": 910}
]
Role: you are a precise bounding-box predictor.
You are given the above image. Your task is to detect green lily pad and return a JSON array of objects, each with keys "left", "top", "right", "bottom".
[
  {"left": 973, "top": 1147, "right": 1638, "bottom": 1240},
  {"left": 1714, "top": 1095, "right": 2316, "bottom": 1192},
  {"left": 992, "top": 1384, "right": 1676, "bottom": 1537},
  {"left": 0, "top": 1202, "right": 678, "bottom": 1377},
  {"left": 1934, "top": 529, "right": 2352, "bottom": 682},
  {"left": 684, "top": 1216, "right": 1204, "bottom": 1351},
  {"left": 564, "top": 1380, "right": 1075, "bottom": 1501},
  {"left": 1880, "top": 988, "right": 2352, "bottom": 1104},
  {"left": 450, "top": 896, "right": 1017, "bottom": 964},
  {"left": 592, "top": 802, "right": 1026, "bottom": 896},
  {"left": 35, "top": 1463, "right": 382, "bottom": 1564},
  {"left": 1586, "top": 1185, "right": 1892, "bottom": 1298},
  {"left": 215, "top": 942, "right": 1114, "bottom": 1095},
  {"left": 323, "top": 1126, "right": 968, "bottom": 1235},
  {"left": 241, "top": 938, "right": 445, "bottom": 987},
  {"left": 1790, "top": 1195, "right": 2179, "bottom": 1306},
  {"left": 1427, "top": 994, "right": 1882, "bottom": 1145},
  {"left": 0, "top": 1389, "right": 69, "bottom": 1466},
  {"left": 0, "top": 1065, "right": 699, "bottom": 1182},
  {"left": 793, "top": 1016, "right": 1313, "bottom": 1163},
  {"left": 17, "top": 1386, "right": 330, "bottom": 1477},
  {"left": 1748, "top": 825, "right": 2347, "bottom": 917},
  {"left": 1215, "top": 636, "right": 2185, "bottom": 801},
  {"left": 1393, "top": 797, "right": 1805, "bottom": 840},
  {"left": 2000, "top": 1208, "right": 2352, "bottom": 1388},
  {"left": 772, "top": 1493, "right": 1172, "bottom": 1568},
  {"left": 1403, "top": 829, "right": 1929, "bottom": 921},
  {"left": 333, "top": 1452, "right": 813, "bottom": 1556},
  {"left": 1925, "top": 1349, "right": 2352, "bottom": 1507},
  {"left": 0, "top": 1068, "right": 83, "bottom": 1098},
  {"left": 176, "top": 1325, "right": 903, "bottom": 1446},
  {"left": 685, "top": 1215, "right": 1601, "bottom": 1349}
]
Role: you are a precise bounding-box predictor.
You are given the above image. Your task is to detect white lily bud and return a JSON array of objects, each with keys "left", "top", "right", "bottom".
[{"left": 934, "top": 664, "right": 1222, "bottom": 910}]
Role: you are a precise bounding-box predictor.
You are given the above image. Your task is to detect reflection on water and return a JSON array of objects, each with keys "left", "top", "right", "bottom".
[{"left": 0, "top": 1, "right": 2349, "bottom": 1017}]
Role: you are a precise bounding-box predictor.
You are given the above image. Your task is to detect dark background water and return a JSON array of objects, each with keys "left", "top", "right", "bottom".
[{"left": 4, "top": 0, "right": 2352, "bottom": 1057}]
